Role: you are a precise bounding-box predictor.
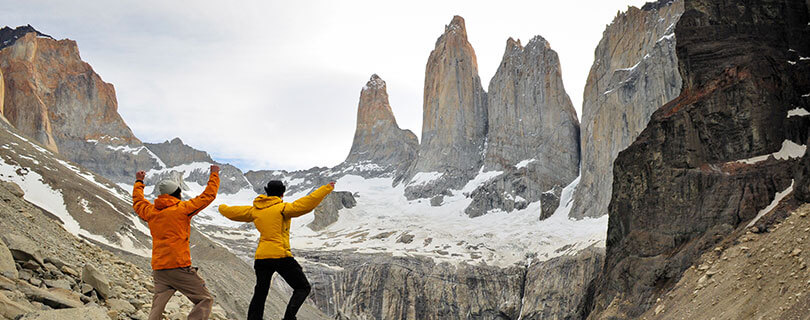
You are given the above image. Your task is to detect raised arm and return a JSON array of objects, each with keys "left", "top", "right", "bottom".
[
  {"left": 132, "top": 170, "right": 155, "bottom": 221},
  {"left": 183, "top": 165, "right": 221, "bottom": 217},
  {"left": 218, "top": 204, "right": 255, "bottom": 222},
  {"left": 284, "top": 182, "right": 335, "bottom": 218}
]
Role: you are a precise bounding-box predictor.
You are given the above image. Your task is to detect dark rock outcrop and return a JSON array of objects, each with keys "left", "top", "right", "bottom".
[
  {"left": 586, "top": 0, "right": 810, "bottom": 318},
  {"left": 308, "top": 191, "right": 356, "bottom": 231},
  {"left": 570, "top": 0, "right": 684, "bottom": 219}
]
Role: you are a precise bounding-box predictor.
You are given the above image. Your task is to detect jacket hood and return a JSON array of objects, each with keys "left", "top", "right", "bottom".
[
  {"left": 253, "top": 195, "right": 282, "bottom": 209},
  {"left": 155, "top": 194, "right": 181, "bottom": 210}
]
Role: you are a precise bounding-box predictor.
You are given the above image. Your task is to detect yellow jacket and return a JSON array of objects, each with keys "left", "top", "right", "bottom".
[{"left": 218, "top": 184, "right": 333, "bottom": 259}]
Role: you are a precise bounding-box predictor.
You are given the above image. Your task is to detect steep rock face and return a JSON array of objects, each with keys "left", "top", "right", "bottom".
[
  {"left": 0, "top": 26, "right": 160, "bottom": 183},
  {"left": 404, "top": 16, "right": 487, "bottom": 197},
  {"left": 570, "top": 0, "right": 684, "bottom": 219},
  {"left": 586, "top": 0, "right": 810, "bottom": 318},
  {"left": 303, "top": 252, "right": 524, "bottom": 320},
  {"left": 465, "top": 36, "right": 580, "bottom": 217},
  {"left": 342, "top": 74, "right": 418, "bottom": 178},
  {"left": 484, "top": 36, "right": 579, "bottom": 174},
  {"left": 519, "top": 246, "right": 604, "bottom": 320},
  {"left": 301, "top": 247, "right": 604, "bottom": 320}
]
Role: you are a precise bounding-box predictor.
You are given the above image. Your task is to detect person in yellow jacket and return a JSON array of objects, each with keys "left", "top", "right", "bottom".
[{"left": 218, "top": 180, "right": 334, "bottom": 320}]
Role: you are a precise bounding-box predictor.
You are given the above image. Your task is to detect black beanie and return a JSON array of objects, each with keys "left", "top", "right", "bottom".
[{"left": 264, "top": 180, "right": 286, "bottom": 197}]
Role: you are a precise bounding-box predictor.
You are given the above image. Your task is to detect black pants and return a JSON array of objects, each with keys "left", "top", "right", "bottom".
[{"left": 247, "top": 257, "right": 311, "bottom": 320}]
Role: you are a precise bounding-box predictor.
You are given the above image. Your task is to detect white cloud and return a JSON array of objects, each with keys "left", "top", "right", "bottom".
[{"left": 1, "top": 0, "right": 651, "bottom": 171}]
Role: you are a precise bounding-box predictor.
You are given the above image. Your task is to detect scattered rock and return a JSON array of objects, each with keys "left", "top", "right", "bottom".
[
  {"left": 396, "top": 233, "right": 415, "bottom": 244},
  {"left": 43, "top": 278, "right": 71, "bottom": 291},
  {"left": 60, "top": 265, "right": 78, "bottom": 278},
  {"left": 81, "top": 264, "right": 111, "bottom": 300},
  {"left": 3, "top": 233, "right": 44, "bottom": 265},
  {"left": 0, "top": 236, "right": 18, "bottom": 278},
  {"left": 0, "top": 180, "right": 25, "bottom": 197},
  {"left": 106, "top": 298, "right": 136, "bottom": 315},
  {"left": 0, "top": 290, "right": 33, "bottom": 319},
  {"left": 18, "top": 306, "right": 112, "bottom": 320},
  {"left": 17, "top": 279, "right": 83, "bottom": 309},
  {"left": 23, "top": 260, "right": 41, "bottom": 270}
]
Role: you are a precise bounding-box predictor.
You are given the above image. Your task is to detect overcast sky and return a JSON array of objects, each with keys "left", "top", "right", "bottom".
[{"left": 3, "top": 0, "right": 649, "bottom": 171}]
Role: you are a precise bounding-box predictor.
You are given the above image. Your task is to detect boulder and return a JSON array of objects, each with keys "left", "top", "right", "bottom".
[
  {"left": 106, "top": 298, "right": 136, "bottom": 316},
  {"left": 81, "top": 264, "right": 111, "bottom": 300},
  {"left": 19, "top": 306, "right": 112, "bottom": 320},
  {"left": 0, "top": 180, "right": 24, "bottom": 197},
  {"left": 0, "top": 237, "right": 18, "bottom": 278},
  {"left": 17, "top": 280, "right": 83, "bottom": 309},
  {"left": 3, "top": 233, "right": 44, "bottom": 265},
  {"left": 0, "top": 290, "right": 33, "bottom": 319}
]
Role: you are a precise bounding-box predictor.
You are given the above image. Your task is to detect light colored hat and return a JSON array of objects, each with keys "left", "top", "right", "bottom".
[{"left": 157, "top": 179, "right": 180, "bottom": 195}]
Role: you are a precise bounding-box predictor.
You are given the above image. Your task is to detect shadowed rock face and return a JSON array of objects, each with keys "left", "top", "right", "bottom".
[
  {"left": 404, "top": 16, "right": 488, "bottom": 197},
  {"left": 570, "top": 0, "right": 684, "bottom": 220},
  {"left": 0, "top": 26, "right": 159, "bottom": 183},
  {"left": 586, "top": 0, "right": 810, "bottom": 318},
  {"left": 343, "top": 74, "right": 418, "bottom": 178}
]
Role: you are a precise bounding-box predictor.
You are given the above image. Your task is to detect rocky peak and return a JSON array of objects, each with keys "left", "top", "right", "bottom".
[
  {"left": 443, "top": 15, "right": 468, "bottom": 39},
  {"left": 569, "top": 0, "right": 683, "bottom": 219},
  {"left": 464, "top": 35, "right": 580, "bottom": 217},
  {"left": 485, "top": 34, "right": 579, "bottom": 173},
  {"left": 343, "top": 74, "right": 418, "bottom": 177},
  {"left": 0, "top": 25, "right": 52, "bottom": 50},
  {"left": 144, "top": 138, "right": 214, "bottom": 168},
  {"left": 404, "top": 15, "right": 487, "bottom": 197},
  {"left": 0, "top": 27, "right": 161, "bottom": 183}
]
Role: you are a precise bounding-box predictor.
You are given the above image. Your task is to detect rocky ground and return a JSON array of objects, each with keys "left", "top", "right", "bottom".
[
  {"left": 0, "top": 180, "right": 228, "bottom": 320},
  {"left": 641, "top": 202, "right": 810, "bottom": 320}
]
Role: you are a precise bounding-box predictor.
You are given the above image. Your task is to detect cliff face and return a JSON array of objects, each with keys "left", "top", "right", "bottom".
[
  {"left": 586, "top": 0, "right": 810, "bottom": 318},
  {"left": 0, "top": 26, "right": 160, "bottom": 183},
  {"left": 303, "top": 247, "right": 603, "bottom": 320},
  {"left": 343, "top": 74, "right": 418, "bottom": 178},
  {"left": 484, "top": 36, "right": 579, "bottom": 174},
  {"left": 464, "top": 36, "right": 580, "bottom": 217},
  {"left": 404, "top": 16, "right": 488, "bottom": 197},
  {"left": 570, "top": 0, "right": 684, "bottom": 219}
]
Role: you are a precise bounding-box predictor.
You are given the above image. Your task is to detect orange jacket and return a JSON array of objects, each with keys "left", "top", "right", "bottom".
[
  {"left": 133, "top": 172, "right": 219, "bottom": 270},
  {"left": 218, "top": 184, "right": 333, "bottom": 259}
]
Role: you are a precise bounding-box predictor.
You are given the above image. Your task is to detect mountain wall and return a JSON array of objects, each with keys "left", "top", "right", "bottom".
[
  {"left": 342, "top": 74, "right": 418, "bottom": 179},
  {"left": 465, "top": 36, "right": 580, "bottom": 217},
  {"left": 403, "top": 16, "right": 488, "bottom": 198},
  {"left": 303, "top": 247, "right": 603, "bottom": 320},
  {"left": 586, "top": 0, "right": 810, "bottom": 317},
  {"left": 0, "top": 26, "right": 163, "bottom": 183},
  {"left": 570, "top": 0, "right": 684, "bottom": 219}
]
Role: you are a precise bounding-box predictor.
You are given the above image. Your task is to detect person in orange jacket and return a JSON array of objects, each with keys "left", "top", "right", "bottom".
[
  {"left": 218, "top": 180, "right": 334, "bottom": 320},
  {"left": 133, "top": 165, "right": 220, "bottom": 320}
]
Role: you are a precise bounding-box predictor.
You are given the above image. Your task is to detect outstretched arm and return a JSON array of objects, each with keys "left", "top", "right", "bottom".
[
  {"left": 284, "top": 182, "right": 335, "bottom": 218},
  {"left": 132, "top": 170, "right": 154, "bottom": 221},
  {"left": 183, "top": 165, "right": 221, "bottom": 217},
  {"left": 218, "top": 204, "right": 255, "bottom": 222}
]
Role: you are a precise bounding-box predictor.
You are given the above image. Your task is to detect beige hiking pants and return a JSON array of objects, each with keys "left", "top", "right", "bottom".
[{"left": 149, "top": 266, "right": 213, "bottom": 320}]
